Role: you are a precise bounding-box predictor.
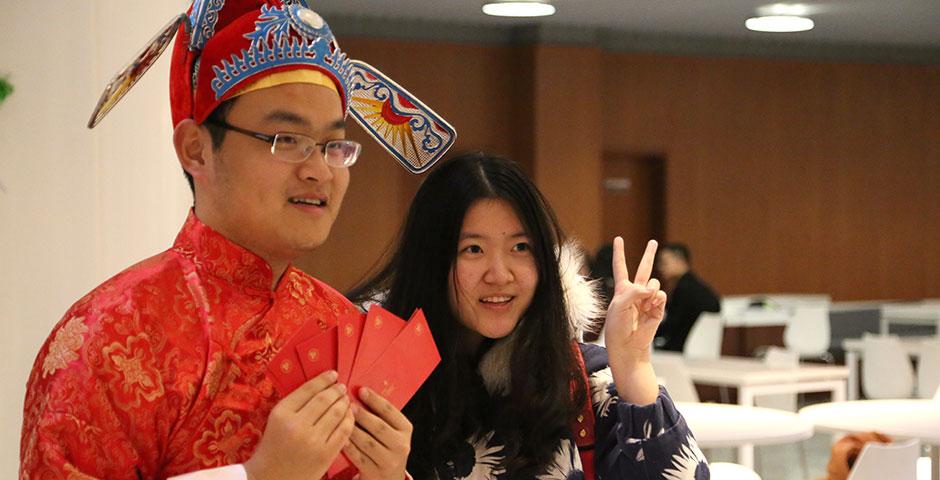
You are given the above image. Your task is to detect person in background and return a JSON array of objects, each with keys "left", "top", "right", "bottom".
[
  {"left": 654, "top": 243, "right": 721, "bottom": 352},
  {"left": 20, "top": 1, "right": 453, "bottom": 478},
  {"left": 350, "top": 153, "right": 709, "bottom": 479}
]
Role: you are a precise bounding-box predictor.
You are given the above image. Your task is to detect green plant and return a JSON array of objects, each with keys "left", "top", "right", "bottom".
[{"left": 0, "top": 76, "right": 13, "bottom": 105}]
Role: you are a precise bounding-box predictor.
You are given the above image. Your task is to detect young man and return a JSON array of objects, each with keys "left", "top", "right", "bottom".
[
  {"left": 654, "top": 243, "right": 721, "bottom": 352},
  {"left": 20, "top": 2, "right": 453, "bottom": 479}
]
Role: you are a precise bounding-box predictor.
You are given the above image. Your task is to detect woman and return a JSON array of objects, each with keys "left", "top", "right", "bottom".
[{"left": 350, "top": 153, "right": 707, "bottom": 479}]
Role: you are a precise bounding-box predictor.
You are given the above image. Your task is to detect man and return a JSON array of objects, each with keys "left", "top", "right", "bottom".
[
  {"left": 653, "top": 243, "right": 721, "bottom": 352},
  {"left": 20, "top": 2, "right": 453, "bottom": 479}
]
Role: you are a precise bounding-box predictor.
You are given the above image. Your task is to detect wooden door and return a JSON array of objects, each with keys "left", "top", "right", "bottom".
[{"left": 600, "top": 152, "right": 665, "bottom": 260}]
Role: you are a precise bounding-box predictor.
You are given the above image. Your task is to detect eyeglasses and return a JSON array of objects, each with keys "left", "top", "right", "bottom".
[{"left": 204, "top": 120, "right": 361, "bottom": 167}]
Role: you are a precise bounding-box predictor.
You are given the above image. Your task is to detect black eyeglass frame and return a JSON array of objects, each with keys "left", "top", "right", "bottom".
[{"left": 203, "top": 119, "right": 361, "bottom": 167}]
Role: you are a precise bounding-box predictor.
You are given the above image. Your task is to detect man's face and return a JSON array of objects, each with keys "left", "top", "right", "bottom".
[
  {"left": 197, "top": 82, "right": 349, "bottom": 264},
  {"left": 656, "top": 249, "right": 687, "bottom": 281}
]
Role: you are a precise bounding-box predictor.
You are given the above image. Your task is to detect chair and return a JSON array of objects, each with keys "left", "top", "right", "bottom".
[
  {"left": 847, "top": 438, "right": 920, "bottom": 480},
  {"left": 860, "top": 335, "right": 915, "bottom": 399},
  {"left": 917, "top": 456, "right": 932, "bottom": 480},
  {"left": 720, "top": 296, "right": 752, "bottom": 318},
  {"left": 650, "top": 354, "right": 699, "bottom": 402},
  {"left": 708, "top": 462, "right": 762, "bottom": 480},
  {"left": 683, "top": 312, "right": 723, "bottom": 360},
  {"left": 917, "top": 340, "right": 940, "bottom": 399},
  {"left": 755, "top": 346, "right": 799, "bottom": 412},
  {"left": 783, "top": 304, "right": 833, "bottom": 362}
]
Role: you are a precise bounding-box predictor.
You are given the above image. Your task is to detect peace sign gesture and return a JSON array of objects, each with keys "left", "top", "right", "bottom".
[{"left": 604, "top": 237, "right": 667, "bottom": 365}]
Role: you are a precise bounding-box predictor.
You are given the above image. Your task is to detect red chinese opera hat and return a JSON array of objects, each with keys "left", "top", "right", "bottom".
[{"left": 88, "top": 0, "right": 456, "bottom": 174}]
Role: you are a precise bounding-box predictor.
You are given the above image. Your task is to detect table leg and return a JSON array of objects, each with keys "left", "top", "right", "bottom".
[
  {"left": 846, "top": 350, "right": 859, "bottom": 401},
  {"left": 738, "top": 385, "right": 754, "bottom": 407},
  {"left": 734, "top": 385, "right": 756, "bottom": 469},
  {"left": 737, "top": 443, "right": 755, "bottom": 470},
  {"left": 931, "top": 444, "right": 938, "bottom": 480},
  {"left": 832, "top": 380, "right": 846, "bottom": 403}
]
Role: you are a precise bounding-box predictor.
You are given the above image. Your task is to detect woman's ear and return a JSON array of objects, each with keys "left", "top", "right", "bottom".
[{"left": 173, "top": 119, "right": 212, "bottom": 181}]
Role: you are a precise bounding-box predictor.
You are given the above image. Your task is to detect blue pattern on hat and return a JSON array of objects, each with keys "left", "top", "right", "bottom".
[
  {"left": 209, "top": 4, "right": 352, "bottom": 107},
  {"left": 189, "top": 0, "right": 225, "bottom": 51}
]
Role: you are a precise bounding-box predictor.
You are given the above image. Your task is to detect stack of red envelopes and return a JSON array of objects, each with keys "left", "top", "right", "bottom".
[{"left": 267, "top": 306, "right": 441, "bottom": 479}]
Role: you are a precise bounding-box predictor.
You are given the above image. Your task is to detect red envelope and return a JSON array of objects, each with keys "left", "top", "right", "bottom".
[
  {"left": 268, "top": 319, "right": 329, "bottom": 396},
  {"left": 296, "top": 325, "right": 338, "bottom": 380},
  {"left": 348, "top": 306, "right": 407, "bottom": 383},
  {"left": 351, "top": 309, "right": 440, "bottom": 410},
  {"left": 336, "top": 312, "right": 366, "bottom": 385},
  {"left": 327, "top": 459, "right": 356, "bottom": 479}
]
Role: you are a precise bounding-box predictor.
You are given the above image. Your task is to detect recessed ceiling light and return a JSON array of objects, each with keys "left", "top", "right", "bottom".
[
  {"left": 482, "top": 0, "right": 556, "bottom": 18},
  {"left": 757, "top": 3, "right": 810, "bottom": 16},
  {"left": 746, "top": 15, "right": 815, "bottom": 33}
]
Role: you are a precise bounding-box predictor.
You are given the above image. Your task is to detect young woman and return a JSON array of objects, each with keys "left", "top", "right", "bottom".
[{"left": 350, "top": 152, "right": 707, "bottom": 479}]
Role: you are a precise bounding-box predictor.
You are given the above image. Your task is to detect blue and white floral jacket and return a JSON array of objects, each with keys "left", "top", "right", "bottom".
[{"left": 436, "top": 343, "right": 709, "bottom": 480}]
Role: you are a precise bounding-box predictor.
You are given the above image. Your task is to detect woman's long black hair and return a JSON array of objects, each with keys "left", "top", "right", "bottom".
[{"left": 348, "top": 152, "right": 587, "bottom": 478}]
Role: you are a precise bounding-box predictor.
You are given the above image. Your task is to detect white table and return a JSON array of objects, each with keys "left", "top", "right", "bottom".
[
  {"left": 663, "top": 355, "right": 848, "bottom": 468},
  {"left": 680, "top": 356, "right": 848, "bottom": 407},
  {"left": 800, "top": 400, "right": 940, "bottom": 480},
  {"left": 722, "top": 308, "right": 791, "bottom": 328},
  {"left": 880, "top": 304, "right": 940, "bottom": 335},
  {"left": 842, "top": 336, "right": 934, "bottom": 400},
  {"left": 677, "top": 402, "right": 813, "bottom": 470}
]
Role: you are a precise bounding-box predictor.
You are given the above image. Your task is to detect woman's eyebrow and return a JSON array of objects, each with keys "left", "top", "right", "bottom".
[{"left": 459, "top": 231, "right": 527, "bottom": 240}]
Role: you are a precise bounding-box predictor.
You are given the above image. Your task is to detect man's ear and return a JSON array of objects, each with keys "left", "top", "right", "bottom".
[{"left": 174, "top": 119, "right": 212, "bottom": 180}]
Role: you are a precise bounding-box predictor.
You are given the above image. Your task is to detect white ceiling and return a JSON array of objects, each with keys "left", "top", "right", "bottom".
[{"left": 311, "top": 0, "right": 940, "bottom": 49}]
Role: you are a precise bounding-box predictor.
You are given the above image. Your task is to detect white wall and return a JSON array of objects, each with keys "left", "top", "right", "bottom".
[{"left": 0, "top": 1, "right": 189, "bottom": 475}]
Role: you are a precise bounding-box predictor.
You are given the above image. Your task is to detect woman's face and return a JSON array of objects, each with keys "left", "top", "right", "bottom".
[{"left": 448, "top": 199, "right": 539, "bottom": 343}]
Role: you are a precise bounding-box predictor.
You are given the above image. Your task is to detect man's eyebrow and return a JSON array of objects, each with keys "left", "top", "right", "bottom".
[
  {"left": 262, "top": 110, "right": 310, "bottom": 127},
  {"left": 261, "top": 112, "right": 345, "bottom": 132}
]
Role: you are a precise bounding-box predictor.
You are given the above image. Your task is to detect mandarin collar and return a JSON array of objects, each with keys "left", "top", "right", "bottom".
[{"left": 172, "top": 210, "right": 276, "bottom": 295}]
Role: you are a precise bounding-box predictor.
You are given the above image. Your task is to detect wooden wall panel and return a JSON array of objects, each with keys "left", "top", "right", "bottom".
[
  {"left": 295, "top": 37, "right": 939, "bottom": 301},
  {"left": 603, "top": 53, "right": 940, "bottom": 300},
  {"left": 532, "top": 45, "right": 604, "bottom": 249}
]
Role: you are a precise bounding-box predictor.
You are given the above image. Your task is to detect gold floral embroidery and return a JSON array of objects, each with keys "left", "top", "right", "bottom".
[
  {"left": 194, "top": 410, "right": 262, "bottom": 466},
  {"left": 381, "top": 379, "right": 396, "bottom": 398},
  {"left": 102, "top": 334, "right": 165, "bottom": 408},
  {"left": 287, "top": 271, "right": 316, "bottom": 306},
  {"left": 65, "top": 464, "right": 98, "bottom": 480},
  {"left": 42, "top": 316, "right": 88, "bottom": 378}
]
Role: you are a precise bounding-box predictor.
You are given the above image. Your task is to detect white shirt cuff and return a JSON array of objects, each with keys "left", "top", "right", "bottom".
[{"left": 168, "top": 464, "right": 247, "bottom": 480}]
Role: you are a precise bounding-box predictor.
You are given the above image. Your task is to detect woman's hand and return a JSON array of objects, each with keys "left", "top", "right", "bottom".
[{"left": 603, "top": 237, "right": 666, "bottom": 405}]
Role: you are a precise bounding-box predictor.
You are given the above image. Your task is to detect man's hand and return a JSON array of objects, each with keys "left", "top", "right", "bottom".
[
  {"left": 343, "top": 387, "right": 412, "bottom": 480},
  {"left": 244, "top": 370, "right": 354, "bottom": 480}
]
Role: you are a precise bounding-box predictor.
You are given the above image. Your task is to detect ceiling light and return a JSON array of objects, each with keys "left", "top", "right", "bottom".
[
  {"left": 746, "top": 15, "right": 815, "bottom": 33},
  {"left": 757, "top": 3, "right": 810, "bottom": 16},
  {"left": 482, "top": 0, "right": 556, "bottom": 18}
]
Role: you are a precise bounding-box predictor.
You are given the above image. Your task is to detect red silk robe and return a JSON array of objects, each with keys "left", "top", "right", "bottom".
[{"left": 21, "top": 211, "right": 358, "bottom": 479}]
